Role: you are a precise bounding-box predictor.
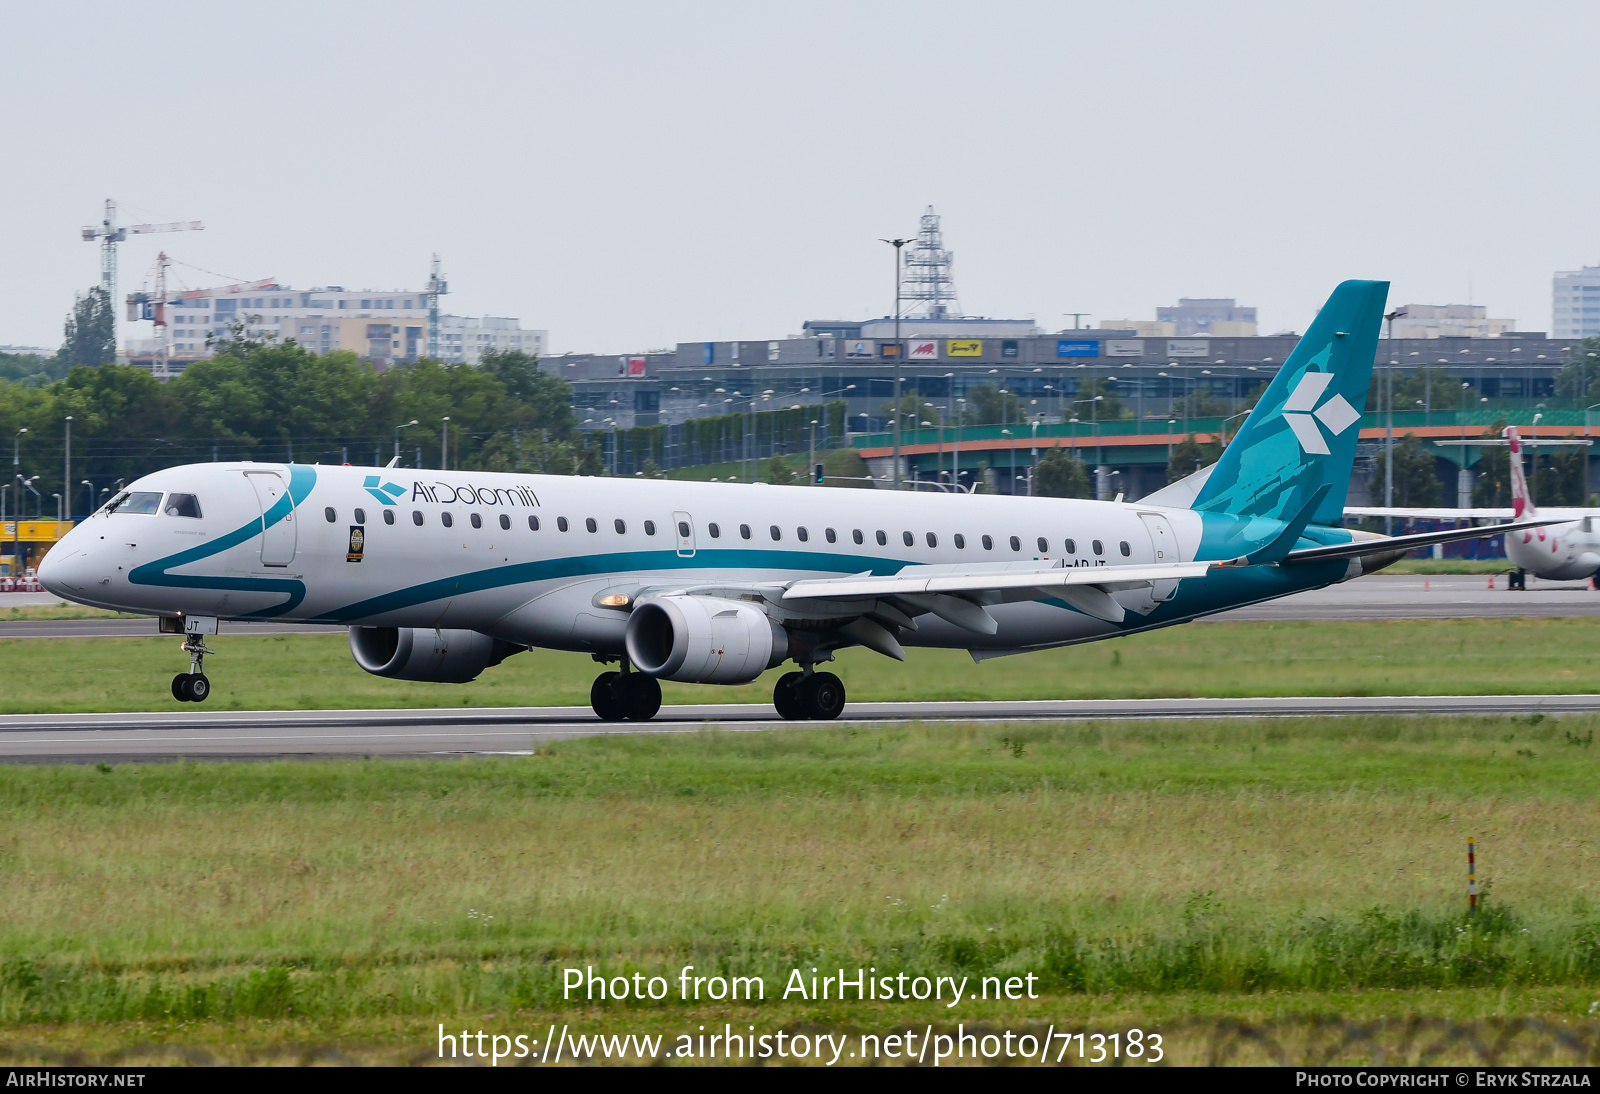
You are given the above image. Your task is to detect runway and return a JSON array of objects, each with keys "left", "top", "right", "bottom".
[
  {"left": 2, "top": 694, "right": 1596, "bottom": 764},
  {"left": 1, "top": 575, "right": 1595, "bottom": 640}
]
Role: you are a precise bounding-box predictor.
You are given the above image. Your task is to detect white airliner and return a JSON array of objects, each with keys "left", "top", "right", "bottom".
[
  {"left": 39, "top": 282, "right": 1547, "bottom": 720},
  {"left": 1346, "top": 426, "right": 1600, "bottom": 584}
]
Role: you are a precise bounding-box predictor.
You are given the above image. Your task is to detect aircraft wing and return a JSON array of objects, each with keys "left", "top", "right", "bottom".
[{"left": 781, "top": 559, "right": 1215, "bottom": 601}]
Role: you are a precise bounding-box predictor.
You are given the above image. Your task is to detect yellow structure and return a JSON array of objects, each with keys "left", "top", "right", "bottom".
[{"left": 1, "top": 520, "right": 73, "bottom": 576}]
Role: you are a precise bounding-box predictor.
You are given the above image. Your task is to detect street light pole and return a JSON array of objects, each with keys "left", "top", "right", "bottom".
[
  {"left": 881, "top": 236, "right": 912, "bottom": 490},
  {"left": 395, "top": 419, "right": 418, "bottom": 465},
  {"left": 1383, "top": 310, "right": 1400, "bottom": 534},
  {"left": 442, "top": 417, "right": 451, "bottom": 471},
  {"left": 81, "top": 480, "right": 94, "bottom": 517},
  {"left": 63, "top": 416, "right": 71, "bottom": 524},
  {"left": 12, "top": 428, "right": 25, "bottom": 579}
]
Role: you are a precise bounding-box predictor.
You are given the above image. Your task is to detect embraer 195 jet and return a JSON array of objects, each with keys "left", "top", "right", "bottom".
[{"left": 39, "top": 281, "right": 1545, "bottom": 721}]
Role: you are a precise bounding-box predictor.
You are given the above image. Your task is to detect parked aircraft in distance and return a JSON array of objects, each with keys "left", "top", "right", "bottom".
[
  {"left": 40, "top": 282, "right": 1548, "bottom": 720},
  {"left": 1346, "top": 426, "right": 1600, "bottom": 585}
]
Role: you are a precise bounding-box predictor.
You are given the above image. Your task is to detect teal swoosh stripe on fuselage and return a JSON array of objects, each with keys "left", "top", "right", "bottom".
[
  {"left": 128, "top": 466, "right": 318, "bottom": 618},
  {"left": 307, "top": 547, "right": 910, "bottom": 624}
]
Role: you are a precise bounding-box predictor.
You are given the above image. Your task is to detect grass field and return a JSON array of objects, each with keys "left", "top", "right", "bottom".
[
  {"left": 2, "top": 716, "right": 1600, "bottom": 1064},
  {"left": 1, "top": 617, "right": 1595, "bottom": 714}
]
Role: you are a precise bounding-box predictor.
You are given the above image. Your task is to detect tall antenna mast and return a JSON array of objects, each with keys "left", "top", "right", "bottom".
[
  {"left": 426, "top": 254, "right": 448, "bottom": 360},
  {"left": 900, "top": 206, "right": 961, "bottom": 319}
]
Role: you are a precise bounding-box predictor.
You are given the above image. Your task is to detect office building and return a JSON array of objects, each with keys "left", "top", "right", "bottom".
[{"left": 1554, "top": 265, "right": 1600, "bottom": 338}]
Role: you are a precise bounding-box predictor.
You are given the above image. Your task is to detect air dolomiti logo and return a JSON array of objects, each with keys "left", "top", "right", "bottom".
[
  {"left": 363, "top": 474, "right": 541, "bottom": 508},
  {"left": 1280, "top": 371, "right": 1359, "bottom": 455}
]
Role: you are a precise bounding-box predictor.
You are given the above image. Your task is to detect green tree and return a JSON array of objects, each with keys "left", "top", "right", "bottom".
[
  {"left": 1071, "top": 377, "right": 1127, "bottom": 421},
  {"left": 1534, "top": 446, "right": 1588, "bottom": 507},
  {"left": 59, "top": 287, "right": 115, "bottom": 368},
  {"left": 1032, "top": 448, "right": 1090, "bottom": 498},
  {"left": 1370, "top": 433, "right": 1442, "bottom": 507},
  {"left": 1553, "top": 337, "right": 1600, "bottom": 403},
  {"left": 962, "top": 383, "right": 1024, "bottom": 426},
  {"left": 1472, "top": 417, "right": 1511, "bottom": 506},
  {"left": 1166, "top": 435, "right": 1223, "bottom": 483}
]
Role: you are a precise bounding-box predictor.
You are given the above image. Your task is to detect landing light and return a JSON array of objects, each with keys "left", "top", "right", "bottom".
[{"left": 598, "top": 593, "right": 631, "bottom": 607}]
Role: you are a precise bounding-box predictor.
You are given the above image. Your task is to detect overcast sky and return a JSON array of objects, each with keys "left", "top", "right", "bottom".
[{"left": 2, "top": 1, "right": 1597, "bottom": 354}]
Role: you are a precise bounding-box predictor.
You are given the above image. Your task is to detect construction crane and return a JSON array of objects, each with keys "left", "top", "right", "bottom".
[
  {"left": 81, "top": 200, "right": 203, "bottom": 338},
  {"left": 426, "top": 253, "right": 448, "bottom": 360},
  {"left": 125, "top": 259, "right": 277, "bottom": 381}
]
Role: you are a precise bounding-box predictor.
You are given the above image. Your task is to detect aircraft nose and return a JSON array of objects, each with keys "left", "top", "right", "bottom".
[{"left": 38, "top": 544, "right": 93, "bottom": 596}]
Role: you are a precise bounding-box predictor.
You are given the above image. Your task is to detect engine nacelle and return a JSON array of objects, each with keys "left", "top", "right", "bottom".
[
  {"left": 349, "top": 626, "right": 521, "bottom": 683},
  {"left": 624, "top": 595, "right": 786, "bottom": 684}
]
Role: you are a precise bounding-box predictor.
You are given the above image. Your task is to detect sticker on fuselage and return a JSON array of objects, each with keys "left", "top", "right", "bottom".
[{"left": 347, "top": 525, "right": 365, "bottom": 563}]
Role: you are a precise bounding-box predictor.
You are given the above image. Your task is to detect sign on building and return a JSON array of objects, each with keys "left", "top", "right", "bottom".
[
  {"left": 1167, "top": 340, "right": 1209, "bottom": 357},
  {"left": 947, "top": 339, "right": 983, "bottom": 357},
  {"left": 845, "top": 340, "right": 876, "bottom": 359},
  {"left": 1057, "top": 339, "right": 1098, "bottom": 357},
  {"left": 908, "top": 339, "right": 938, "bottom": 360},
  {"left": 1001, "top": 340, "right": 1019, "bottom": 358},
  {"left": 626, "top": 357, "right": 646, "bottom": 376},
  {"left": 767, "top": 341, "right": 781, "bottom": 362},
  {"left": 1105, "top": 339, "right": 1144, "bottom": 357}
]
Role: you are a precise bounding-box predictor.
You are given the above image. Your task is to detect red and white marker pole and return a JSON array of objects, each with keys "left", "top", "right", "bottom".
[{"left": 1468, "top": 837, "right": 1477, "bottom": 917}]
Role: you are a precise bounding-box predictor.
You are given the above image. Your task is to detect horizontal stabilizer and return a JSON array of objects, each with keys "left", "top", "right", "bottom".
[{"left": 1281, "top": 518, "right": 1562, "bottom": 564}]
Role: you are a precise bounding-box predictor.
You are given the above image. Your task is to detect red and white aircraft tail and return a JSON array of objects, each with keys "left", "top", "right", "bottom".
[{"left": 1504, "top": 426, "right": 1537, "bottom": 519}]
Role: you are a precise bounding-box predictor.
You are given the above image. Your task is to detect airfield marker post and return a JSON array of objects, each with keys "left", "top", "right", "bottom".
[{"left": 1468, "top": 837, "right": 1477, "bottom": 917}]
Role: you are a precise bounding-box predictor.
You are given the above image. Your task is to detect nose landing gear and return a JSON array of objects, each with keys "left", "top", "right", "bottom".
[{"left": 171, "top": 633, "right": 214, "bottom": 703}]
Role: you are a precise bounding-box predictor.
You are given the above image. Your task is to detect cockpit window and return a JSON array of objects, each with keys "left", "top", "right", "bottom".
[
  {"left": 107, "top": 491, "right": 162, "bottom": 515},
  {"left": 164, "top": 493, "right": 202, "bottom": 518}
]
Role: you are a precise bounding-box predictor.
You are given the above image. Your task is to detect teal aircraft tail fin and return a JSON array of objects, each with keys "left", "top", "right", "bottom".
[{"left": 1190, "top": 279, "right": 1389, "bottom": 526}]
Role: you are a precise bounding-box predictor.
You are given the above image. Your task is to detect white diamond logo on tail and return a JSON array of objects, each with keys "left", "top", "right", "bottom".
[
  {"left": 1281, "top": 369, "right": 1360, "bottom": 454},
  {"left": 1283, "top": 411, "right": 1330, "bottom": 454},
  {"left": 1313, "top": 393, "right": 1359, "bottom": 435}
]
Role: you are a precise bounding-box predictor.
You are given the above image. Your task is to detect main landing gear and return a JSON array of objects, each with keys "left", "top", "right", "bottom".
[
  {"left": 773, "top": 670, "right": 846, "bottom": 721},
  {"left": 171, "top": 633, "right": 213, "bottom": 704},
  {"left": 591, "top": 667, "right": 662, "bottom": 722}
]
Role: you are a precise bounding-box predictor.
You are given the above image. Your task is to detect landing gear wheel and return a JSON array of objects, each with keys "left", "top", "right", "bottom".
[
  {"left": 590, "top": 671, "right": 628, "bottom": 721},
  {"left": 622, "top": 673, "right": 662, "bottom": 721},
  {"left": 798, "top": 672, "right": 846, "bottom": 720},
  {"left": 187, "top": 673, "right": 210, "bottom": 703},
  {"left": 773, "top": 671, "right": 805, "bottom": 720},
  {"left": 172, "top": 674, "right": 192, "bottom": 702}
]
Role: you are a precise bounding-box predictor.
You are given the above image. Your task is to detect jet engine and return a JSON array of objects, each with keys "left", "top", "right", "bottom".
[
  {"left": 349, "top": 626, "right": 522, "bottom": 683},
  {"left": 624, "top": 595, "right": 787, "bottom": 684}
]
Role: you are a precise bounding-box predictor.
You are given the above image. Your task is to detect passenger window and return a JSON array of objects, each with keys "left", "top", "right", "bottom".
[
  {"left": 825, "top": 528, "right": 837, "bottom": 543},
  {"left": 740, "top": 524, "right": 752, "bottom": 540},
  {"left": 471, "top": 513, "right": 483, "bottom": 529},
  {"left": 324, "top": 507, "right": 337, "bottom": 523},
  {"left": 926, "top": 532, "right": 937, "bottom": 548},
  {"left": 797, "top": 527, "right": 809, "bottom": 542},
  {"left": 163, "top": 493, "right": 202, "bottom": 518},
  {"left": 355, "top": 507, "right": 366, "bottom": 525},
  {"left": 1065, "top": 538, "right": 1076, "bottom": 554},
  {"left": 1037, "top": 536, "right": 1048, "bottom": 554},
  {"left": 678, "top": 520, "right": 691, "bottom": 538},
  {"left": 586, "top": 518, "right": 598, "bottom": 533},
  {"left": 1093, "top": 539, "right": 1104, "bottom": 555},
  {"left": 954, "top": 533, "right": 966, "bottom": 549},
  {"left": 852, "top": 529, "right": 863, "bottom": 545},
  {"left": 557, "top": 517, "right": 569, "bottom": 531},
  {"left": 1120, "top": 540, "right": 1131, "bottom": 556},
  {"left": 902, "top": 531, "right": 914, "bottom": 547},
  {"left": 875, "top": 530, "right": 887, "bottom": 546},
  {"left": 499, "top": 514, "right": 510, "bottom": 530},
  {"left": 529, "top": 515, "right": 541, "bottom": 531},
  {"left": 769, "top": 525, "right": 781, "bottom": 541},
  {"left": 383, "top": 510, "right": 395, "bottom": 526},
  {"left": 412, "top": 511, "right": 424, "bottom": 526},
  {"left": 614, "top": 519, "right": 626, "bottom": 534},
  {"left": 982, "top": 535, "right": 993, "bottom": 550},
  {"left": 1009, "top": 536, "right": 1021, "bottom": 552},
  {"left": 644, "top": 520, "right": 656, "bottom": 535},
  {"left": 442, "top": 512, "right": 454, "bottom": 528},
  {"left": 708, "top": 522, "right": 720, "bottom": 538}
]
